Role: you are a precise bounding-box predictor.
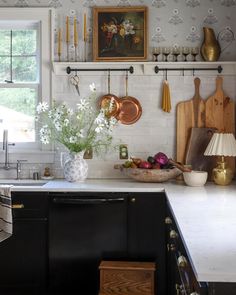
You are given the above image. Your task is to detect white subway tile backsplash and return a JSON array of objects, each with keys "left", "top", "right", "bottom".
[{"left": 45, "top": 72, "right": 236, "bottom": 179}]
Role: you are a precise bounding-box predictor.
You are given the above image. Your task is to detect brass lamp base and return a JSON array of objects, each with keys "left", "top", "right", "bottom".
[{"left": 213, "top": 158, "right": 233, "bottom": 185}]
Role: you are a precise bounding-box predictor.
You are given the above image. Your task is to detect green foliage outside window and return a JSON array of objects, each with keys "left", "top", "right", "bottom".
[
  {"left": 0, "top": 88, "right": 36, "bottom": 116},
  {"left": 0, "top": 29, "right": 37, "bottom": 82}
]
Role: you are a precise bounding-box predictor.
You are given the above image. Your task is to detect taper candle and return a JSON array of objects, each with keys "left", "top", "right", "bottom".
[
  {"left": 66, "top": 16, "right": 70, "bottom": 43},
  {"left": 83, "top": 13, "right": 87, "bottom": 42},
  {"left": 58, "top": 28, "right": 62, "bottom": 60},
  {"left": 74, "top": 16, "right": 78, "bottom": 46}
]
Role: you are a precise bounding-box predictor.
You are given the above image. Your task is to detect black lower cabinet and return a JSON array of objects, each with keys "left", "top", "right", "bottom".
[
  {"left": 0, "top": 191, "right": 166, "bottom": 295},
  {"left": 128, "top": 193, "right": 166, "bottom": 295},
  {"left": 0, "top": 192, "right": 48, "bottom": 295}
]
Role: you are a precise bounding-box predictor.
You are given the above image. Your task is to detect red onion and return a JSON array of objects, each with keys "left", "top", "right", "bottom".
[
  {"left": 154, "top": 152, "right": 168, "bottom": 165},
  {"left": 138, "top": 161, "right": 152, "bottom": 169}
]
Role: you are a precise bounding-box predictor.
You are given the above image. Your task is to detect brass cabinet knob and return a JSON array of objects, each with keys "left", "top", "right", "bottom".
[
  {"left": 131, "top": 197, "right": 136, "bottom": 203},
  {"left": 12, "top": 204, "right": 24, "bottom": 209},
  {"left": 165, "top": 217, "right": 172, "bottom": 224},
  {"left": 177, "top": 255, "right": 188, "bottom": 268},
  {"left": 167, "top": 243, "right": 176, "bottom": 252},
  {"left": 170, "top": 229, "right": 178, "bottom": 239}
]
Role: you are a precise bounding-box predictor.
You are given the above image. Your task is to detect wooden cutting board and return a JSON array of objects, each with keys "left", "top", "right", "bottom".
[
  {"left": 176, "top": 77, "right": 205, "bottom": 164},
  {"left": 185, "top": 127, "right": 216, "bottom": 179},
  {"left": 205, "top": 76, "right": 235, "bottom": 172}
]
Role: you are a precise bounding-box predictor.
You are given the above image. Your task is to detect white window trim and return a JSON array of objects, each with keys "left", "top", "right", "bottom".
[{"left": 0, "top": 8, "right": 54, "bottom": 163}]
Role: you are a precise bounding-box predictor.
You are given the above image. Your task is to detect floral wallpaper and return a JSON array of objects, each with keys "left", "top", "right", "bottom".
[{"left": 0, "top": 0, "right": 235, "bottom": 60}]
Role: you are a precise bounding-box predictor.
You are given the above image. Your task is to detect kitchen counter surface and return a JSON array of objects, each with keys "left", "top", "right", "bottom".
[{"left": 7, "top": 178, "right": 236, "bottom": 283}]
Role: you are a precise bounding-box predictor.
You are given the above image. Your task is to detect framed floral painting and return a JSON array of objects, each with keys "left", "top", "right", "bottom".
[{"left": 93, "top": 6, "right": 148, "bottom": 61}]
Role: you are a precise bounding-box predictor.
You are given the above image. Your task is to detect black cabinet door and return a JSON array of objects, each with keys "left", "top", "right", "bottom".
[
  {"left": 0, "top": 220, "right": 47, "bottom": 291},
  {"left": 0, "top": 192, "right": 48, "bottom": 293},
  {"left": 128, "top": 192, "right": 166, "bottom": 295},
  {"left": 49, "top": 192, "right": 128, "bottom": 294}
]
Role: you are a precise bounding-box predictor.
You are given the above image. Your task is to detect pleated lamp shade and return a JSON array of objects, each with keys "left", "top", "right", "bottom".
[{"left": 204, "top": 133, "right": 236, "bottom": 157}]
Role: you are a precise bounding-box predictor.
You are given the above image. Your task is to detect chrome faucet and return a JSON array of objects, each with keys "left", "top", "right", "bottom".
[
  {"left": 2, "top": 130, "right": 27, "bottom": 179},
  {"left": 2, "top": 129, "right": 15, "bottom": 169}
]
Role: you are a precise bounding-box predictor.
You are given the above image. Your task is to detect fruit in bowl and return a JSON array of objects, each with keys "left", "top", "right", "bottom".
[{"left": 117, "top": 153, "right": 184, "bottom": 182}]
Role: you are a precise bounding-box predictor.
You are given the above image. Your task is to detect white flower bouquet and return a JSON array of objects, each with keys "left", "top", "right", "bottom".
[{"left": 36, "top": 83, "right": 117, "bottom": 154}]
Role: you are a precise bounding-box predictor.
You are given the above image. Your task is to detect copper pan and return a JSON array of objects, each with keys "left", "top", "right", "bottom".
[
  {"left": 117, "top": 71, "right": 142, "bottom": 125},
  {"left": 99, "top": 70, "right": 120, "bottom": 117}
]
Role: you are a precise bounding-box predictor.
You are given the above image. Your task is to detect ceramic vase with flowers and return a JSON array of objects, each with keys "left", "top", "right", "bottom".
[{"left": 36, "top": 83, "right": 117, "bottom": 182}]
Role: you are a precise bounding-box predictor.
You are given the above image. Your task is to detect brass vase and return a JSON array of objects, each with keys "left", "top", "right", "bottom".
[{"left": 200, "top": 27, "right": 221, "bottom": 61}]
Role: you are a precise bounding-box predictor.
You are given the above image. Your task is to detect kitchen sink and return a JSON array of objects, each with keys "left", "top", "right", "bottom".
[
  {"left": 10, "top": 182, "right": 47, "bottom": 186},
  {"left": 0, "top": 179, "right": 48, "bottom": 187}
]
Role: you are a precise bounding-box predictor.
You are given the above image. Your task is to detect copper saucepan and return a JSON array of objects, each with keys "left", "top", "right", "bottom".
[
  {"left": 99, "top": 70, "right": 120, "bottom": 117},
  {"left": 117, "top": 71, "right": 142, "bottom": 125}
]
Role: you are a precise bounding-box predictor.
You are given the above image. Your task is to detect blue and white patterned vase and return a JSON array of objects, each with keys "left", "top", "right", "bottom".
[{"left": 61, "top": 151, "right": 88, "bottom": 182}]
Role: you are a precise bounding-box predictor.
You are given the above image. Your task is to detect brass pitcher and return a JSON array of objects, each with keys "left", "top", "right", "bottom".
[{"left": 200, "top": 27, "right": 221, "bottom": 61}]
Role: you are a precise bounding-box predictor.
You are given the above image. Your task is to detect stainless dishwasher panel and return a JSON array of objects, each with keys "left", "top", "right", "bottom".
[{"left": 48, "top": 192, "right": 128, "bottom": 294}]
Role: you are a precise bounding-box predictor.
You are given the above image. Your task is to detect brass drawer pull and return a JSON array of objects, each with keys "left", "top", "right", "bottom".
[
  {"left": 177, "top": 255, "right": 188, "bottom": 268},
  {"left": 165, "top": 217, "right": 172, "bottom": 224},
  {"left": 12, "top": 204, "right": 25, "bottom": 209},
  {"left": 170, "top": 229, "right": 178, "bottom": 239}
]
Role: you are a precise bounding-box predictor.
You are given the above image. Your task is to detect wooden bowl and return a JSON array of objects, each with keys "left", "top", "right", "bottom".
[{"left": 120, "top": 167, "right": 182, "bottom": 183}]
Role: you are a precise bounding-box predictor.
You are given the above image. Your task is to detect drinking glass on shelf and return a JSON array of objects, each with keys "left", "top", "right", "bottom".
[
  {"left": 191, "top": 46, "right": 199, "bottom": 62},
  {"left": 153, "top": 47, "right": 162, "bottom": 62},
  {"left": 162, "top": 46, "right": 171, "bottom": 62},
  {"left": 182, "top": 46, "right": 190, "bottom": 62},
  {"left": 172, "top": 46, "right": 180, "bottom": 62}
]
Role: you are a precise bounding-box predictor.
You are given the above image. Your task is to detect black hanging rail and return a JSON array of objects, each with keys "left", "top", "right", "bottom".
[
  {"left": 66, "top": 66, "right": 134, "bottom": 74},
  {"left": 154, "top": 65, "right": 223, "bottom": 74}
]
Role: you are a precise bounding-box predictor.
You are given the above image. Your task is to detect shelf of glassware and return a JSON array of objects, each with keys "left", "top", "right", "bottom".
[{"left": 52, "top": 61, "right": 236, "bottom": 76}]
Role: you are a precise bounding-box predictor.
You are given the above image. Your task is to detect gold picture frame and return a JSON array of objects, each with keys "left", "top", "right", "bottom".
[{"left": 93, "top": 6, "right": 148, "bottom": 61}]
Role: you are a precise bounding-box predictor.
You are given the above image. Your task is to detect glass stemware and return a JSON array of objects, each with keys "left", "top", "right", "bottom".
[
  {"left": 182, "top": 46, "right": 190, "bottom": 62},
  {"left": 153, "top": 47, "right": 161, "bottom": 62},
  {"left": 191, "top": 46, "right": 199, "bottom": 62},
  {"left": 172, "top": 46, "right": 180, "bottom": 62},
  {"left": 162, "top": 47, "right": 171, "bottom": 62}
]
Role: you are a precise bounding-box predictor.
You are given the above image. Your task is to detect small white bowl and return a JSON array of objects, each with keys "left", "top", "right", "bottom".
[{"left": 183, "top": 171, "right": 208, "bottom": 187}]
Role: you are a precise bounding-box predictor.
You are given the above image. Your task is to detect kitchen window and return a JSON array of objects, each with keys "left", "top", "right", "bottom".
[
  {"left": 0, "top": 8, "right": 51, "bottom": 156},
  {"left": 0, "top": 23, "right": 39, "bottom": 144}
]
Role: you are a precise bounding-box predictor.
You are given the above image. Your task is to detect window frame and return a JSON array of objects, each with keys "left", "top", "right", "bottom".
[
  {"left": 0, "top": 21, "right": 40, "bottom": 83},
  {"left": 0, "top": 8, "right": 52, "bottom": 158}
]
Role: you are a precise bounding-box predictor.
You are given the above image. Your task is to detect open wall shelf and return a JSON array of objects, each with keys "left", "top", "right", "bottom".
[{"left": 52, "top": 61, "right": 236, "bottom": 76}]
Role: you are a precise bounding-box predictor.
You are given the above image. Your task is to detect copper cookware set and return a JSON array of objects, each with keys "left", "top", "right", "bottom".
[{"left": 100, "top": 71, "right": 142, "bottom": 125}]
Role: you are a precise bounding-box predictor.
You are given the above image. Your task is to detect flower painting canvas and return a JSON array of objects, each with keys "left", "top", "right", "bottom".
[{"left": 93, "top": 6, "right": 148, "bottom": 61}]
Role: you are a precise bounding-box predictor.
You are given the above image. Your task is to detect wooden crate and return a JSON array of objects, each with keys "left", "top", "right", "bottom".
[{"left": 99, "top": 261, "right": 156, "bottom": 295}]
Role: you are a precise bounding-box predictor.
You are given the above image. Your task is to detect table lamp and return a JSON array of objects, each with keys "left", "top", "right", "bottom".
[{"left": 204, "top": 133, "right": 236, "bottom": 185}]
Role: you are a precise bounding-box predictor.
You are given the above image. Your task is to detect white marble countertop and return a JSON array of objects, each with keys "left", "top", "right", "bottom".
[{"left": 4, "top": 178, "right": 236, "bottom": 283}]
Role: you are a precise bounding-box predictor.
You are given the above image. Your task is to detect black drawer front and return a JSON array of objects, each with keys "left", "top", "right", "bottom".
[{"left": 12, "top": 192, "right": 48, "bottom": 218}]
